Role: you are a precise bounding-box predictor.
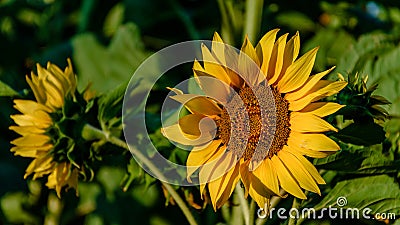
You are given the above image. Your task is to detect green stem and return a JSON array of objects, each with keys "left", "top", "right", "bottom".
[
  {"left": 231, "top": 190, "right": 244, "bottom": 225},
  {"left": 288, "top": 198, "right": 300, "bottom": 225},
  {"left": 249, "top": 199, "right": 256, "bottom": 225},
  {"left": 243, "top": 0, "right": 264, "bottom": 44},
  {"left": 82, "top": 124, "right": 198, "bottom": 225},
  {"left": 217, "top": 0, "right": 235, "bottom": 45},
  {"left": 235, "top": 183, "right": 250, "bottom": 225}
]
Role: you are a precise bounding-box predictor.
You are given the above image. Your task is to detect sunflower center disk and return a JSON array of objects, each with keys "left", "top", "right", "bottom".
[{"left": 219, "top": 85, "right": 291, "bottom": 162}]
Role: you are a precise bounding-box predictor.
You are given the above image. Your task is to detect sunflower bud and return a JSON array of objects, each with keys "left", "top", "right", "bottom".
[{"left": 337, "top": 72, "right": 391, "bottom": 122}]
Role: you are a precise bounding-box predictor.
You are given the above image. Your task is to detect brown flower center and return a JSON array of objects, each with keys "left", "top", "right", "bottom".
[{"left": 218, "top": 85, "right": 290, "bottom": 161}]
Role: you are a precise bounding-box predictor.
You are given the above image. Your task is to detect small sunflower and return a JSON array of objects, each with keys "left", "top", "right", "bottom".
[
  {"left": 337, "top": 72, "right": 391, "bottom": 121},
  {"left": 10, "top": 59, "right": 92, "bottom": 197},
  {"left": 162, "top": 29, "right": 347, "bottom": 209}
]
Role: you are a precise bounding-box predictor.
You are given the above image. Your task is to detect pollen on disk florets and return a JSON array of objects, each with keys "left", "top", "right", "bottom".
[{"left": 218, "top": 84, "right": 291, "bottom": 161}]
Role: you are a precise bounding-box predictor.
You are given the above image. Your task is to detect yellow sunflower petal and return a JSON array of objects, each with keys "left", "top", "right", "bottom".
[
  {"left": 211, "top": 32, "right": 226, "bottom": 66},
  {"left": 11, "top": 114, "right": 52, "bottom": 128},
  {"left": 248, "top": 185, "right": 271, "bottom": 209},
  {"left": 253, "top": 158, "right": 280, "bottom": 195},
  {"left": 200, "top": 43, "right": 231, "bottom": 85},
  {"left": 247, "top": 166, "right": 276, "bottom": 207},
  {"left": 208, "top": 160, "right": 239, "bottom": 210},
  {"left": 161, "top": 123, "right": 214, "bottom": 146},
  {"left": 200, "top": 150, "right": 236, "bottom": 185},
  {"left": 13, "top": 100, "right": 52, "bottom": 114},
  {"left": 65, "top": 59, "right": 77, "bottom": 95},
  {"left": 290, "top": 112, "right": 338, "bottom": 132},
  {"left": 271, "top": 155, "right": 306, "bottom": 199},
  {"left": 288, "top": 132, "right": 340, "bottom": 151},
  {"left": 199, "top": 145, "right": 228, "bottom": 196},
  {"left": 239, "top": 159, "right": 251, "bottom": 197},
  {"left": 47, "top": 163, "right": 70, "bottom": 197},
  {"left": 279, "top": 31, "right": 301, "bottom": 79},
  {"left": 279, "top": 149, "right": 321, "bottom": 194},
  {"left": 224, "top": 46, "right": 244, "bottom": 88},
  {"left": 43, "top": 80, "right": 64, "bottom": 109},
  {"left": 26, "top": 74, "right": 46, "bottom": 104},
  {"left": 286, "top": 143, "right": 332, "bottom": 158},
  {"left": 199, "top": 150, "right": 236, "bottom": 197},
  {"left": 170, "top": 94, "right": 221, "bottom": 116},
  {"left": 215, "top": 164, "right": 240, "bottom": 209},
  {"left": 284, "top": 149, "right": 326, "bottom": 184},
  {"left": 288, "top": 81, "right": 347, "bottom": 111},
  {"left": 9, "top": 126, "right": 45, "bottom": 135},
  {"left": 25, "top": 154, "right": 54, "bottom": 179},
  {"left": 187, "top": 140, "right": 222, "bottom": 181},
  {"left": 12, "top": 149, "right": 37, "bottom": 158},
  {"left": 193, "top": 70, "right": 231, "bottom": 103},
  {"left": 256, "top": 29, "right": 279, "bottom": 77},
  {"left": 285, "top": 66, "right": 335, "bottom": 101},
  {"left": 285, "top": 31, "right": 300, "bottom": 64},
  {"left": 23, "top": 108, "right": 52, "bottom": 122},
  {"left": 46, "top": 63, "right": 70, "bottom": 95},
  {"left": 277, "top": 47, "right": 318, "bottom": 93},
  {"left": 167, "top": 87, "right": 184, "bottom": 95},
  {"left": 67, "top": 168, "right": 79, "bottom": 195},
  {"left": 299, "top": 102, "right": 345, "bottom": 117},
  {"left": 178, "top": 114, "right": 216, "bottom": 136},
  {"left": 11, "top": 134, "right": 51, "bottom": 147},
  {"left": 38, "top": 64, "right": 66, "bottom": 97},
  {"left": 11, "top": 144, "right": 53, "bottom": 157},
  {"left": 238, "top": 36, "right": 261, "bottom": 86},
  {"left": 268, "top": 33, "right": 288, "bottom": 85}
]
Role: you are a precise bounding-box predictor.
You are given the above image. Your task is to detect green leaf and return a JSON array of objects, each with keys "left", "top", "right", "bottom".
[
  {"left": 313, "top": 175, "right": 400, "bottom": 215},
  {"left": 72, "top": 23, "right": 158, "bottom": 93},
  {"left": 120, "top": 157, "right": 145, "bottom": 192},
  {"left": 332, "top": 121, "right": 386, "bottom": 146},
  {"left": 0, "top": 80, "right": 18, "bottom": 97},
  {"left": 303, "top": 28, "right": 355, "bottom": 72},
  {"left": 98, "top": 81, "right": 127, "bottom": 130},
  {"left": 336, "top": 33, "right": 400, "bottom": 116},
  {"left": 314, "top": 144, "right": 400, "bottom": 174}
]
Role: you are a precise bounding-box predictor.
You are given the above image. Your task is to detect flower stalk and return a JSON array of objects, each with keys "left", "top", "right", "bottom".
[
  {"left": 288, "top": 197, "right": 301, "bottom": 225},
  {"left": 235, "top": 183, "right": 250, "bottom": 225},
  {"left": 243, "top": 0, "right": 264, "bottom": 43}
]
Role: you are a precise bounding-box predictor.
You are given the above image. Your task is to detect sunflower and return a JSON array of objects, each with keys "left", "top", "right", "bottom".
[
  {"left": 10, "top": 59, "right": 88, "bottom": 197},
  {"left": 162, "top": 29, "right": 347, "bottom": 210}
]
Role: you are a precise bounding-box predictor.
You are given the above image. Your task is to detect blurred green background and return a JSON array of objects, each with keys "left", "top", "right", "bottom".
[{"left": 1, "top": 0, "right": 400, "bottom": 224}]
